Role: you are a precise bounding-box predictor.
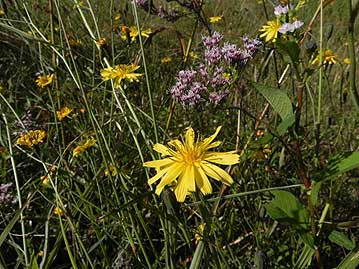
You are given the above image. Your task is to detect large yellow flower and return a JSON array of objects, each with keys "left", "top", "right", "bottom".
[
  {"left": 259, "top": 20, "right": 281, "bottom": 43},
  {"left": 144, "top": 127, "right": 239, "bottom": 202},
  {"left": 101, "top": 64, "right": 143, "bottom": 88}
]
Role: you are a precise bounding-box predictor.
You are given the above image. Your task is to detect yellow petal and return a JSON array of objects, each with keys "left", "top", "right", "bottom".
[
  {"left": 185, "top": 128, "right": 195, "bottom": 150},
  {"left": 200, "top": 126, "right": 222, "bottom": 150},
  {"left": 175, "top": 172, "right": 188, "bottom": 202},
  {"left": 153, "top": 143, "right": 171, "bottom": 156},
  {"left": 204, "top": 151, "right": 239, "bottom": 165},
  {"left": 148, "top": 167, "right": 170, "bottom": 185},
  {"left": 155, "top": 162, "right": 184, "bottom": 195},
  {"left": 194, "top": 166, "right": 212, "bottom": 195},
  {"left": 168, "top": 139, "right": 184, "bottom": 152},
  {"left": 184, "top": 165, "right": 196, "bottom": 193},
  {"left": 143, "top": 158, "right": 174, "bottom": 168},
  {"left": 200, "top": 162, "right": 234, "bottom": 185}
]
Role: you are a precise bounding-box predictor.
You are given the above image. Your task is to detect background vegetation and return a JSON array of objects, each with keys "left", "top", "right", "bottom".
[{"left": 0, "top": 0, "right": 358, "bottom": 268}]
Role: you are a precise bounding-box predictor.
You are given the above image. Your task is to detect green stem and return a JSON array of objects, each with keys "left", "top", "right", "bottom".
[{"left": 348, "top": 0, "right": 359, "bottom": 112}]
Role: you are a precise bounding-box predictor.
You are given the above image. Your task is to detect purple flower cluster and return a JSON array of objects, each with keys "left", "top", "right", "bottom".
[
  {"left": 203, "top": 32, "right": 261, "bottom": 66},
  {"left": 274, "top": 4, "right": 292, "bottom": 16},
  {"left": 170, "top": 32, "right": 261, "bottom": 106},
  {"left": 170, "top": 70, "right": 207, "bottom": 106},
  {"left": 279, "top": 21, "right": 304, "bottom": 34},
  {"left": 134, "top": 0, "right": 147, "bottom": 7},
  {"left": 0, "top": 183, "right": 16, "bottom": 206}
]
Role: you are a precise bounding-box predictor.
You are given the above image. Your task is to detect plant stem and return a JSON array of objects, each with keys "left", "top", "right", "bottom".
[{"left": 348, "top": 0, "right": 359, "bottom": 112}]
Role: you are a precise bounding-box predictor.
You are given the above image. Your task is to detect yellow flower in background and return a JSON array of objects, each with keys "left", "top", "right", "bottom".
[
  {"left": 101, "top": 64, "right": 143, "bottom": 88},
  {"left": 96, "top": 37, "right": 106, "bottom": 47},
  {"left": 36, "top": 74, "right": 54, "bottom": 88},
  {"left": 104, "top": 164, "right": 118, "bottom": 177},
  {"left": 195, "top": 223, "right": 206, "bottom": 242},
  {"left": 73, "top": 137, "right": 96, "bottom": 157},
  {"left": 16, "top": 130, "right": 46, "bottom": 148},
  {"left": 68, "top": 38, "right": 83, "bottom": 48},
  {"left": 121, "top": 26, "right": 152, "bottom": 42},
  {"left": 56, "top": 106, "right": 72, "bottom": 121},
  {"left": 0, "top": 84, "right": 6, "bottom": 93},
  {"left": 0, "top": 9, "right": 5, "bottom": 16},
  {"left": 343, "top": 58, "right": 351, "bottom": 65},
  {"left": 279, "top": 0, "right": 290, "bottom": 4},
  {"left": 40, "top": 175, "right": 50, "bottom": 186},
  {"left": 114, "top": 13, "right": 121, "bottom": 21},
  {"left": 259, "top": 20, "right": 281, "bottom": 42},
  {"left": 189, "top": 51, "right": 198, "bottom": 59},
  {"left": 144, "top": 126, "right": 239, "bottom": 202},
  {"left": 161, "top": 56, "right": 172, "bottom": 63},
  {"left": 53, "top": 207, "right": 64, "bottom": 216},
  {"left": 311, "top": 49, "right": 337, "bottom": 66},
  {"left": 209, "top": 16, "right": 223, "bottom": 23}
]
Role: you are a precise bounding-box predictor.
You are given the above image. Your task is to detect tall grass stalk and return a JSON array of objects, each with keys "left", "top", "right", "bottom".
[
  {"left": 132, "top": 1, "right": 158, "bottom": 144},
  {"left": 3, "top": 114, "right": 28, "bottom": 267}
]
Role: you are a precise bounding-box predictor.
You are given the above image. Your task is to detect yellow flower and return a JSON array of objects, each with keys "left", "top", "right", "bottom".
[
  {"left": 311, "top": 49, "right": 337, "bottom": 66},
  {"left": 101, "top": 64, "right": 143, "bottom": 88},
  {"left": 195, "top": 223, "right": 206, "bottom": 242},
  {"left": 0, "top": 9, "right": 5, "bottom": 16},
  {"left": 68, "top": 38, "right": 83, "bottom": 48},
  {"left": 73, "top": 137, "right": 96, "bottom": 157},
  {"left": 56, "top": 106, "right": 72, "bottom": 121},
  {"left": 96, "top": 37, "right": 106, "bottom": 47},
  {"left": 144, "top": 126, "right": 239, "bottom": 202},
  {"left": 343, "top": 58, "right": 351, "bottom": 65},
  {"left": 40, "top": 175, "right": 50, "bottom": 186},
  {"left": 121, "top": 26, "right": 152, "bottom": 42},
  {"left": 189, "top": 51, "right": 198, "bottom": 59},
  {"left": 104, "top": 164, "right": 118, "bottom": 176},
  {"left": 114, "top": 13, "right": 121, "bottom": 21},
  {"left": 209, "top": 16, "right": 223, "bottom": 23},
  {"left": 161, "top": 56, "right": 172, "bottom": 63},
  {"left": 35, "top": 74, "right": 54, "bottom": 88},
  {"left": 0, "top": 84, "right": 6, "bottom": 93},
  {"left": 53, "top": 207, "right": 64, "bottom": 216},
  {"left": 259, "top": 20, "right": 281, "bottom": 43},
  {"left": 16, "top": 130, "right": 46, "bottom": 148}
]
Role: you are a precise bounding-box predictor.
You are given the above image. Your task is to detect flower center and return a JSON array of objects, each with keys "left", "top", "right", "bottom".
[{"left": 182, "top": 149, "right": 201, "bottom": 164}]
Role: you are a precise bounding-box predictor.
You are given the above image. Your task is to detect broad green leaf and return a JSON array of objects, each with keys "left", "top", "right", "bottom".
[
  {"left": 265, "top": 190, "right": 309, "bottom": 231},
  {"left": 329, "top": 230, "right": 356, "bottom": 251},
  {"left": 253, "top": 83, "right": 295, "bottom": 134}
]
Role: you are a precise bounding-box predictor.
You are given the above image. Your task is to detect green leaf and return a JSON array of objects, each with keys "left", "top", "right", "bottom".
[
  {"left": 276, "top": 40, "right": 301, "bottom": 64},
  {"left": 253, "top": 83, "right": 295, "bottom": 134},
  {"left": 299, "top": 232, "right": 315, "bottom": 249},
  {"left": 295, "top": 244, "right": 315, "bottom": 269},
  {"left": 329, "top": 230, "right": 356, "bottom": 250},
  {"left": 0, "top": 206, "right": 24, "bottom": 247},
  {"left": 309, "top": 181, "right": 322, "bottom": 206},
  {"left": 324, "top": 152, "right": 359, "bottom": 181},
  {"left": 336, "top": 247, "right": 359, "bottom": 269},
  {"left": 265, "top": 190, "right": 309, "bottom": 231}
]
